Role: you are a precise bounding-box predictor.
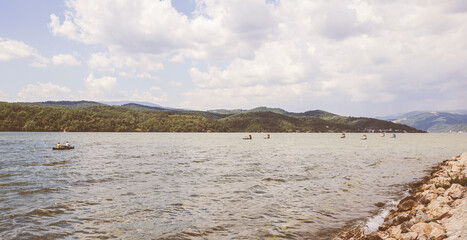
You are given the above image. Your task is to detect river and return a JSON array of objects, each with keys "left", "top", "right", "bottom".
[{"left": 0, "top": 132, "right": 465, "bottom": 239}]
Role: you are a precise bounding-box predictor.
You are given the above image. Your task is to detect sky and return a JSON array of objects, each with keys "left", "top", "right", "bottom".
[{"left": 0, "top": 0, "right": 466, "bottom": 117}]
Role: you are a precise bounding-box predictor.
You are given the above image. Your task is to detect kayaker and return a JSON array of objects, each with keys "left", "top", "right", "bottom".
[
  {"left": 57, "top": 142, "right": 61, "bottom": 148},
  {"left": 65, "top": 141, "right": 70, "bottom": 147}
]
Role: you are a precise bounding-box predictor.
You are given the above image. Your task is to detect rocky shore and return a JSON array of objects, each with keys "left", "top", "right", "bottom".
[{"left": 334, "top": 152, "right": 466, "bottom": 240}]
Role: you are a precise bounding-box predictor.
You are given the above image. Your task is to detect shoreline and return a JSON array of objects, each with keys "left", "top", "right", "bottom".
[{"left": 334, "top": 152, "right": 466, "bottom": 240}]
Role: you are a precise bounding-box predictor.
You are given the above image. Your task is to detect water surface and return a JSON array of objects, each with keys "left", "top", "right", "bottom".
[{"left": 0, "top": 132, "right": 465, "bottom": 239}]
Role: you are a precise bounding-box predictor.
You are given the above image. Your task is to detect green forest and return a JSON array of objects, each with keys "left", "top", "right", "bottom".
[{"left": 0, "top": 102, "right": 424, "bottom": 133}]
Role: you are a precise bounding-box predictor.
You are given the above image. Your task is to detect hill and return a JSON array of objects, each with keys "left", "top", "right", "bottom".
[
  {"left": 0, "top": 102, "right": 424, "bottom": 133},
  {"left": 15, "top": 100, "right": 103, "bottom": 108},
  {"left": 382, "top": 111, "right": 467, "bottom": 132}
]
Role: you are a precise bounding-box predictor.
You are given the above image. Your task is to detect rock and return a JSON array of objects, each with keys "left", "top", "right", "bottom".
[
  {"left": 411, "top": 222, "right": 430, "bottom": 237},
  {"left": 366, "top": 232, "right": 383, "bottom": 240},
  {"left": 434, "top": 187, "right": 445, "bottom": 195},
  {"left": 400, "top": 221, "right": 414, "bottom": 233},
  {"left": 426, "top": 199, "right": 451, "bottom": 219},
  {"left": 421, "top": 184, "right": 435, "bottom": 191},
  {"left": 410, "top": 222, "right": 446, "bottom": 239},
  {"left": 397, "top": 196, "right": 417, "bottom": 212},
  {"left": 444, "top": 183, "right": 465, "bottom": 200},
  {"left": 450, "top": 198, "right": 462, "bottom": 208},
  {"left": 398, "top": 200, "right": 416, "bottom": 211},
  {"left": 387, "top": 225, "right": 402, "bottom": 239},
  {"left": 413, "top": 210, "right": 433, "bottom": 223},
  {"left": 429, "top": 222, "right": 447, "bottom": 239},
  {"left": 400, "top": 232, "right": 418, "bottom": 240},
  {"left": 421, "top": 191, "right": 438, "bottom": 204},
  {"left": 378, "top": 221, "right": 391, "bottom": 231}
]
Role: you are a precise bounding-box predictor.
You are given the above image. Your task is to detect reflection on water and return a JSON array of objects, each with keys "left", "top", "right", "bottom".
[{"left": 0, "top": 132, "right": 466, "bottom": 239}]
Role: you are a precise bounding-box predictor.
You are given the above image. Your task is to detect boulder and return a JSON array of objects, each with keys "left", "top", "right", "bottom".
[
  {"left": 413, "top": 210, "right": 433, "bottom": 223},
  {"left": 434, "top": 187, "right": 445, "bottom": 195},
  {"left": 420, "top": 191, "right": 438, "bottom": 204},
  {"left": 397, "top": 196, "right": 417, "bottom": 212},
  {"left": 429, "top": 222, "right": 447, "bottom": 239},
  {"left": 426, "top": 199, "right": 451, "bottom": 219},
  {"left": 444, "top": 183, "right": 465, "bottom": 200},
  {"left": 387, "top": 225, "right": 402, "bottom": 239},
  {"left": 400, "top": 221, "right": 414, "bottom": 233},
  {"left": 421, "top": 184, "right": 436, "bottom": 191},
  {"left": 410, "top": 222, "right": 446, "bottom": 239},
  {"left": 400, "top": 232, "right": 418, "bottom": 240}
]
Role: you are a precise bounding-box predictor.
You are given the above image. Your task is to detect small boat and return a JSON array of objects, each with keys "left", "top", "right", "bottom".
[
  {"left": 361, "top": 135, "right": 367, "bottom": 140},
  {"left": 340, "top": 133, "right": 346, "bottom": 138},
  {"left": 381, "top": 132, "right": 385, "bottom": 137},
  {"left": 243, "top": 135, "right": 252, "bottom": 140},
  {"left": 52, "top": 146, "right": 74, "bottom": 150}
]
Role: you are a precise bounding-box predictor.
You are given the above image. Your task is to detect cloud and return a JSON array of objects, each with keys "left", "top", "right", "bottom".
[
  {"left": 0, "top": 37, "right": 49, "bottom": 67},
  {"left": 17, "top": 82, "right": 71, "bottom": 101},
  {"left": 0, "top": 89, "right": 7, "bottom": 101},
  {"left": 52, "top": 54, "right": 80, "bottom": 66},
  {"left": 84, "top": 74, "right": 123, "bottom": 99},
  {"left": 48, "top": 0, "right": 467, "bottom": 114},
  {"left": 130, "top": 87, "right": 168, "bottom": 104},
  {"left": 87, "top": 52, "right": 164, "bottom": 73}
]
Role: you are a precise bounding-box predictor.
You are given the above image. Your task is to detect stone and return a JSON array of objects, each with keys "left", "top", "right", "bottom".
[
  {"left": 366, "top": 232, "right": 383, "bottom": 240},
  {"left": 400, "top": 232, "right": 418, "bottom": 240},
  {"left": 400, "top": 221, "right": 414, "bottom": 233},
  {"left": 426, "top": 199, "right": 451, "bottom": 219},
  {"left": 421, "top": 184, "right": 435, "bottom": 191},
  {"left": 444, "top": 183, "right": 465, "bottom": 200},
  {"left": 398, "top": 199, "right": 416, "bottom": 211},
  {"left": 413, "top": 210, "right": 433, "bottom": 223},
  {"left": 434, "top": 187, "right": 445, "bottom": 195},
  {"left": 387, "top": 225, "right": 402, "bottom": 239},
  {"left": 428, "top": 222, "right": 446, "bottom": 239},
  {"left": 410, "top": 222, "right": 430, "bottom": 237},
  {"left": 421, "top": 192, "right": 438, "bottom": 204},
  {"left": 410, "top": 222, "right": 446, "bottom": 239}
]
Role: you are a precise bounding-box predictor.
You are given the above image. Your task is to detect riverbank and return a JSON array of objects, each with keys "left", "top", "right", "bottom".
[{"left": 334, "top": 152, "right": 466, "bottom": 240}]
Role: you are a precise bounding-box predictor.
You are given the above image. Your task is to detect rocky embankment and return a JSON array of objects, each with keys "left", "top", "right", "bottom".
[{"left": 334, "top": 153, "right": 467, "bottom": 240}]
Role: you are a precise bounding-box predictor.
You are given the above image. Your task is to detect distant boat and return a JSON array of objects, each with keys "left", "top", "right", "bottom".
[
  {"left": 243, "top": 135, "right": 252, "bottom": 140},
  {"left": 391, "top": 134, "right": 396, "bottom": 138},
  {"left": 53, "top": 146, "right": 74, "bottom": 150},
  {"left": 381, "top": 132, "right": 385, "bottom": 137},
  {"left": 264, "top": 134, "right": 270, "bottom": 139},
  {"left": 340, "top": 133, "right": 346, "bottom": 138},
  {"left": 361, "top": 135, "right": 367, "bottom": 140}
]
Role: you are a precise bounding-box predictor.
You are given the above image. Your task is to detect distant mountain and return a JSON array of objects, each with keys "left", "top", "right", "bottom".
[
  {"left": 381, "top": 111, "right": 467, "bottom": 132},
  {"left": 121, "top": 103, "right": 169, "bottom": 111},
  {"left": 16, "top": 100, "right": 103, "bottom": 108},
  {"left": 99, "top": 101, "right": 173, "bottom": 109}
]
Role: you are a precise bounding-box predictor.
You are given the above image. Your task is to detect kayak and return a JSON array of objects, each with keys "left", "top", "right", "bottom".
[{"left": 52, "top": 146, "right": 74, "bottom": 150}]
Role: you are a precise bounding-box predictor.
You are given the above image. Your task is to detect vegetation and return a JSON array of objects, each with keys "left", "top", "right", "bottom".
[{"left": 0, "top": 102, "right": 424, "bottom": 133}]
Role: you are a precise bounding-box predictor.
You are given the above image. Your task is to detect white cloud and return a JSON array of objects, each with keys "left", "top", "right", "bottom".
[
  {"left": 52, "top": 54, "right": 80, "bottom": 66},
  {"left": 0, "top": 89, "right": 8, "bottom": 101},
  {"left": 87, "top": 52, "right": 164, "bottom": 74},
  {"left": 48, "top": 0, "right": 467, "bottom": 114},
  {"left": 136, "top": 72, "right": 159, "bottom": 80},
  {"left": 84, "top": 74, "right": 122, "bottom": 99},
  {"left": 0, "top": 37, "right": 49, "bottom": 68},
  {"left": 130, "top": 87, "right": 168, "bottom": 104},
  {"left": 17, "top": 82, "right": 71, "bottom": 101}
]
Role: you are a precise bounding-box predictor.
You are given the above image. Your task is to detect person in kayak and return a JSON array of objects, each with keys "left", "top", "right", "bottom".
[
  {"left": 65, "top": 141, "right": 70, "bottom": 147},
  {"left": 57, "top": 142, "right": 61, "bottom": 148}
]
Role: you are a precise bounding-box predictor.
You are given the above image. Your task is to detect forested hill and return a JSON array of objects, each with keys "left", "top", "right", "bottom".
[{"left": 0, "top": 102, "right": 424, "bottom": 133}]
